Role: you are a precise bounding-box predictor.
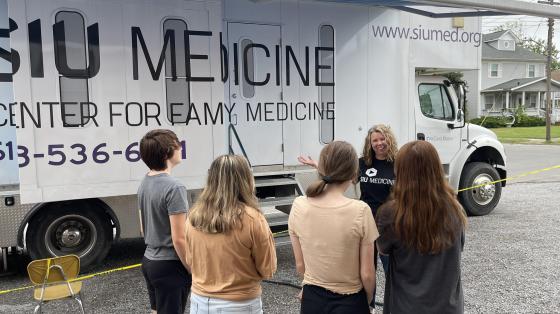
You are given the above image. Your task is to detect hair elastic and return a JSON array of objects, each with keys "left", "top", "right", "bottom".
[{"left": 322, "top": 175, "right": 333, "bottom": 183}]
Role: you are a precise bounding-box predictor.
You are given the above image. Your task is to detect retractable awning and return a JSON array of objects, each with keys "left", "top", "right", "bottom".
[{"left": 316, "top": 0, "right": 560, "bottom": 19}]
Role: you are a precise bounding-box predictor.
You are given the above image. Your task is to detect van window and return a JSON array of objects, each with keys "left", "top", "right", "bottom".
[
  {"left": 164, "top": 19, "right": 190, "bottom": 124},
  {"left": 55, "top": 11, "right": 89, "bottom": 126},
  {"left": 319, "top": 25, "right": 334, "bottom": 144},
  {"left": 241, "top": 39, "right": 255, "bottom": 99},
  {"left": 418, "top": 84, "right": 454, "bottom": 121}
]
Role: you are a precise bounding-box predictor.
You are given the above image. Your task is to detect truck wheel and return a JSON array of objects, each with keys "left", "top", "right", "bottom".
[
  {"left": 26, "top": 203, "right": 113, "bottom": 267},
  {"left": 458, "top": 162, "right": 502, "bottom": 216}
]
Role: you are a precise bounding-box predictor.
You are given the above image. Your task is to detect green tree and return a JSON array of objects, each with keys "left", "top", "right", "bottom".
[
  {"left": 522, "top": 38, "right": 560, "bottom": 70},
  {"left": 490, "top": 22, "right": 560, "bottom": 70}
]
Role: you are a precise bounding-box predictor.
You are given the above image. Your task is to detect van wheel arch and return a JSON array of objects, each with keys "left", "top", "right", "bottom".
[
  {"left": 23, "top": 199, "right": 119, "bottom": 268},
  {"left": 458, "top": 147, "right": 505, "bottom": 216}
]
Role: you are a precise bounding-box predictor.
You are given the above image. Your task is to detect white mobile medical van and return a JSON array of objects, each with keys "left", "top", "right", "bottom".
[{"left": 0, "top": 0, "right": 507, "bottom": 267}]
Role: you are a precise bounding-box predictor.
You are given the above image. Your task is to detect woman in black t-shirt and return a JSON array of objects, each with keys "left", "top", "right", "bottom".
[
  {"left": 357, "top": 124, "right": 398, "bottom": 311},
  {"left": 298, "top": 124, "right": 398, "bottom": 311},
  {"left": 376, "top": 141, "right": 467, "bottom": 314}
]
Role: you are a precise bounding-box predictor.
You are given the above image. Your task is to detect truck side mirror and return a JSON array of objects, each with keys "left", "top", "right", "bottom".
[
  {"left": 448, "top": 84, "right": 466, "bottom": 129},
  {"left": 457, "top": 84, "right": 465, "bottom": 110}
]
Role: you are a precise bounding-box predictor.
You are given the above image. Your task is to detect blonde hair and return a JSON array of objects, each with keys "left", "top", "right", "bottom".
[
  {"left": 188, "top": 155, "right": 260, "bottom": 234},
  {"left": 362, "top": 124, "right": 398, "bottom": 166},
  {"left": 306, "top": 141, "right": 358, "bottom": 197}
]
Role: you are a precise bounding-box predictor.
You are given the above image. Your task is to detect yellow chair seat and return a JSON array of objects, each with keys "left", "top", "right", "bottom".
[{"left": 33, "top": 281, "right": 82, "bottom": 301}]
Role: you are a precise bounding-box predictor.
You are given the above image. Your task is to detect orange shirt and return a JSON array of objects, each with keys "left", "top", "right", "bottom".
[
  {"left": 185, "top": 206, "right": 277, "bottom": 301},
  {"left": 289, "top": 196, "right": 379, "bottom": 294}
]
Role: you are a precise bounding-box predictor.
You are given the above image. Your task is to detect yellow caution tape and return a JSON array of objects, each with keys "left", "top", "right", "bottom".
[
  {"left": 1, "top": 164, "right": 558, "bottom": 296},
  {"left": 272, "top": 230, "right": 289, "bottom": 237},
  {"left": 457, "top": 164, "right": 560, "bottom": 192},
  {"left": 0, "top": 230, "right": 291, "bottom": 296},
  {"left": 0, "top": 284, "right": 34, "bottom": 295},
  {"left": 69, "top": 263, "right": 142, "bottom": 283}
]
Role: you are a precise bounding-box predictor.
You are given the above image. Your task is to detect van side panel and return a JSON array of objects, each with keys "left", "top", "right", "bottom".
[{"left": 0, "top": 0, "right": 19, "bottom": 186}]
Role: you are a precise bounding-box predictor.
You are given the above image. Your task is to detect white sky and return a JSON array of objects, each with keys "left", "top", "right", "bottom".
[{"left": 481, "top": 0, "right": 558, "bottom": 45}]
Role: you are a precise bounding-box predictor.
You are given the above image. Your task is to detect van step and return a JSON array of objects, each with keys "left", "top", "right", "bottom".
[
  {"left": 264, "top": 210, "right": 289, "bottom": 227},
  {"left": 274, "top": 234, "right": 291, "bottom": 247},
  {"left": 259, "top": 196, "right": 296, "bottom": 208},
  {"left": 254, "top": 177, "right": 299, "bottom": 188}
]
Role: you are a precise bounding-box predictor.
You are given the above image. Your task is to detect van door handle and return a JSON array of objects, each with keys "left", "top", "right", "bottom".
[{"left": 417, "top": 133, "right": 426, "bottom": 140}]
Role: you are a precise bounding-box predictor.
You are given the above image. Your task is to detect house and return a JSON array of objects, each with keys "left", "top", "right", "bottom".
[{"left": 479, "top": 30, "right": 560, "bottom": 121}]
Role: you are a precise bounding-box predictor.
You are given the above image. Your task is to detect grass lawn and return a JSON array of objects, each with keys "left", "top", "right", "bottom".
[{"left": 491, "top": 126, "right": 560, "bottom": 144}]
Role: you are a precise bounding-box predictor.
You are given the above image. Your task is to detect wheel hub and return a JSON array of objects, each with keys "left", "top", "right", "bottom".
[
  {"left": 44, "top": 214, "right": 97, "bottom": 258},
  {"left": 61, "top": 228, "right": 82, "bottom": 247},
  {"left": 472, "top": 174, "right": 496, "bottom": 206}
]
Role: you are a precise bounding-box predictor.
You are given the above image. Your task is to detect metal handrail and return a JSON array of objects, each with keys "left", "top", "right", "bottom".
[{"left": 228, "top": 124, "right": 252, "bottom": 167}]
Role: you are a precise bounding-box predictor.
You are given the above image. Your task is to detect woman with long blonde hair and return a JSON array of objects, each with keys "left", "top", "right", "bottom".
[
  {"left": 376, "top": 140, "right": 467, "bottom": 314},
  {"left": 185, "top": 155, "right": 277, "bottom": 314},
  {"left": 290, "top": 141, "right": 378, "bottom": 314}
]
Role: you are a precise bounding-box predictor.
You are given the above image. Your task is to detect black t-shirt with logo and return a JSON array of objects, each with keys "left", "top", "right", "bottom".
[{"left": 358, "top": 157, "right": 395, "bottom": 215}]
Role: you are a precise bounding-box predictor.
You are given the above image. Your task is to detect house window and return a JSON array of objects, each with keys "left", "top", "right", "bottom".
[
  {"left": 527, "top": 64, "right": 536, "bottom": 78},
  {"left": 489, "top": 63, "right": 501, "bottom": 78},
  {"left": 418, "top": 84, "right": 454, "bottom": 121},
  {"left": 529, "top": 93, "right": 537, "bottom": 107},
  {"left": 484, "top": 95, "right": 495, "bottom": 110},
  {"left": 318, "top": 25, "right": 335, "bottom": 144},
  {"left": 164, "top": 19, "right": 190, "bottom": 124},
  {"left": 55, "top": 11, "right": 89, "bottom": 126},
  {"left": 500, "top": 40, "right": 515, "bottom": 51}
]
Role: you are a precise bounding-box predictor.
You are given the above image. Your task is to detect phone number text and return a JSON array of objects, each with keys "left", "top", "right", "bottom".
[{"left": 0, "top": 141, "right": 187, "bottom": 168}]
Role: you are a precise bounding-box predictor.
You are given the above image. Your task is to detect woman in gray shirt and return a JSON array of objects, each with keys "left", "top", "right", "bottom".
[{"left": 138, "top": 129, "right": 191, "bottom": 314}]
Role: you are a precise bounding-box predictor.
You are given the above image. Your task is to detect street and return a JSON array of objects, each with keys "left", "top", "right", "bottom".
[{"left": 1, "top": 144, "right": 560, "bottom": 313}]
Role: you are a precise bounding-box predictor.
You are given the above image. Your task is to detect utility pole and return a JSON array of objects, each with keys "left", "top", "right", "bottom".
[
  {"left": 546, "top": 13, "right": 553, "bottom": 142},
  {"left": 539, "top": 0, "right": 560, "bottom": 142}
]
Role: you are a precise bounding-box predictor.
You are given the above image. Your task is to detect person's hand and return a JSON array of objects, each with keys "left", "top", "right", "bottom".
[
  {"left": 367, "top": 293, "right": 374, "bottom": 306},
  {"left": 297, "top": 156, "right": 318, "bottom": 168},
  {"left": 297, "top": 288, "right": 303, "bottom": 302}
]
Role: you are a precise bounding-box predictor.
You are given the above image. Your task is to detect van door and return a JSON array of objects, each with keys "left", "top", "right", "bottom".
[
  {"left": 415, "top": 81, "right": 461, "bottom": 167},
  {"left": 227, "top": 23, "right": 283, "bottom": 166}
]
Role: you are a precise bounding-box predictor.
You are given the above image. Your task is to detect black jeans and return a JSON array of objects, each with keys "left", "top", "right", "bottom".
[
  {"left": 141, "top": 257, "right": 192, "bottom": 314},
  {"left": 301, "top": 285, "right": 370, "bottom": 314}
]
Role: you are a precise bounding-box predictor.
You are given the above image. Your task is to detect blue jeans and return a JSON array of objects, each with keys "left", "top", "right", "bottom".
[{"left": 190, "top": 292, "right": 263, "bottom": 314}]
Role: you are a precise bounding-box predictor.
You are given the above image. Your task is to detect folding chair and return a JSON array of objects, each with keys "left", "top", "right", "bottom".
[{"left": 27, "top": 255, "right": 85, "bottom": 314}]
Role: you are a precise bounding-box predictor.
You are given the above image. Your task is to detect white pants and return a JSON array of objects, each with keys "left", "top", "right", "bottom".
[{"left": 190, "top": 292, "right": 263, "bottom": 314}]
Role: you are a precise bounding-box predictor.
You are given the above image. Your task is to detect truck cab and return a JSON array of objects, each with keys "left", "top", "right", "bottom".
[{"left": 416, "top": 74, "right": 506, "bottom": 216}]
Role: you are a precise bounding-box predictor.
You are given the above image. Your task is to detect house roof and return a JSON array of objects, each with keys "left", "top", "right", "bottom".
[
  {"left": 482, "top": 30, "right": 509, "bottom": 42},
  {"left": 482, "top": 43, "right": 547, "bottom": 62},
  {"left": 482, "top": 77, "right": 560, "bottom": 92}
]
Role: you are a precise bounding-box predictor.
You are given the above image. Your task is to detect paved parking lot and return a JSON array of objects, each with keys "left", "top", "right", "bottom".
[{"left": 1, "top": 144, "right": 560, "bottom": 313}]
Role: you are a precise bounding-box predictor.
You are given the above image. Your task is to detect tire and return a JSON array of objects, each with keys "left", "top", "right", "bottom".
[
  {"left": 458, "top": 162, "right": 502, "bottom": 216},
  {"left": 26, "top": 202, "right": 113, "bottom": 268}
]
